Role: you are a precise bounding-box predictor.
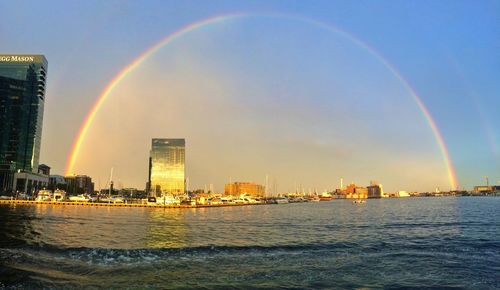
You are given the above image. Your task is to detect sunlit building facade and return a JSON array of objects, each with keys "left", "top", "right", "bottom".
[
  {"left": 224, "top": 182, "right": 265, "bottom": 197},
  {"left": 344, "top": 183, "right": 368, "bottom": 199},
  {"left": 148, "top": 138, "right": 185, "bottom": 196},
  {"left": 0, "top": 55, "right": 48, "bottom": 194}
]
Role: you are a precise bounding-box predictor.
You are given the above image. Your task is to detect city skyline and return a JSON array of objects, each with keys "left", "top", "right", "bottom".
[{"left": 0, "top": 1, "right": 498, "bottom": 192}]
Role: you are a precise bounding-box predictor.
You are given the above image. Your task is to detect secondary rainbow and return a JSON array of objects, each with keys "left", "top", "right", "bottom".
[{"left": 65, "top": 13, "right": 458, "bottom": 189}]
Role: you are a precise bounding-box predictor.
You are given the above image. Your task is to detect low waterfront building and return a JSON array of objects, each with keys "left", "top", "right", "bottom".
[
  {"left": 49, "top": 174, "right": 67, "bottom": 190},
  {"left": 10, "top": 164, "right": 50, "bottom": 196},
  {"left": 354, "top": 187, "right": 368, "bottom": 198},
  {"left": 473, "top": 185, "right": 500, "bottom": 193},
  {"left": 12, "top": 170, "right": 49, "bottom": 196},
  {"left": 343, "top": 183, "right": 368, "bottom": 199},
  {"left": 119, "top": 188, "right": 146, "bottom": 198},
  {"left": 65, "top": 175, "right": 94, "bottom": 195},
  {"left": 367, "top": 182, "right": 384, "bottom": 198},
  {"left": 224, "top": 182, "right": 265, "bottom": 197}
]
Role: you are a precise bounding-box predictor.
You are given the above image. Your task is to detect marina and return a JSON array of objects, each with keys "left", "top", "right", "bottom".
[{"left": 0, "top": 199, "right": 269, "bottom": 208}]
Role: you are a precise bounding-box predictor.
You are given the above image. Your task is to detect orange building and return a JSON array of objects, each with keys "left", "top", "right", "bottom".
[
  {"left": 343, "top": 183, "right": 368, "bottom": 199},
  {"left": 224, "top": 182, "right": 265, "bottom": 197}
]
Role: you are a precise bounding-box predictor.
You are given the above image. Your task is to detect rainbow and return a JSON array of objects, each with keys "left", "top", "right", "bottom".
[
  {"left": 65, "top": 13, "right": 458, "bottom": 189},
  {"left": 64, "top": 13, "right": 245, "bottom": 176}
]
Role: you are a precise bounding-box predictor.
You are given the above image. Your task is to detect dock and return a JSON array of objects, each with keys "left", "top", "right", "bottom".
[{"left": 0, "top": 199, "right": 269, "bottom": 209}]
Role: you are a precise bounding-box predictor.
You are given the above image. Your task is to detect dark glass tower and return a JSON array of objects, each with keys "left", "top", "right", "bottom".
[
  {"left": 148, "top": 139, "right": 185, "bottom": 196},
  {"left": 0, "top": 55, "right": 47, "bottom": 193}
]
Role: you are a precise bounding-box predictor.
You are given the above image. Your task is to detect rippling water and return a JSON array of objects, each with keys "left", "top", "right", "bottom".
[{"left": 0, "top": 197, "right": 499, "bottom": 289}]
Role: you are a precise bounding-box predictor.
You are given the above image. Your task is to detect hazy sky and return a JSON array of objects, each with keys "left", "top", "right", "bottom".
[{"left": 1, "top": 0, "right": 498, "bottom": 192}]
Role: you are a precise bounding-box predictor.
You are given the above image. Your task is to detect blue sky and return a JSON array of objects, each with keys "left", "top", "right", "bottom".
[{"left": 1, "top": 0, "right": 498, "bottom": 191}]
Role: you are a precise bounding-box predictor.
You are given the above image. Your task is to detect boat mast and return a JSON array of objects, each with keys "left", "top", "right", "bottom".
[{"left": 265, "top": 174, "right": 269, "bottom": 197}]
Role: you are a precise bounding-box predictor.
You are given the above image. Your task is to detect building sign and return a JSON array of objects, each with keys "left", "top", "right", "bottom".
[{"left": 0, "top": 55, "right": 37, "bottom": 62}]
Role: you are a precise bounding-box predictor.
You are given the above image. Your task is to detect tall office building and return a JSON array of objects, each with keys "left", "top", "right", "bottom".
[
  {"left": 148, "top": 138, "right": 185, "bottom": 196},
  {"left": 0, "top": 55, "right": 48, "bottom": 194}
]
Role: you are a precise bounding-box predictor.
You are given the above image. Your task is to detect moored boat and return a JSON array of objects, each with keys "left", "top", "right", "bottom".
[
  {"left": 69, "top": 194, "right": 89, "bottom": 202},
  {"left": 310, "top": 196, "right": 320, "bottom": 202},
  {"left": 353, "top": 199, "right": 366, "bottom": 204},
  {"left": 36, "top": 189, "right": 52, "bottom": 201},
  {"left": 52, "top": 190, "right": 66, "bottom": 201},
  {"left": 319, "top": 192, "right": 333, "bottom": 201},
  {"left": 153, "top": 194, "right": 180, "bottom": 205},
  {"left": 275, "top": 197, "right": 289, "bottom": 204},
  {"left": 99, "top": 196, "right": 125, "bottom": 203}
]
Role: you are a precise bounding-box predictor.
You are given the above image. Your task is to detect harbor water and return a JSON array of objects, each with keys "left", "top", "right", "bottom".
[{"left": 0, "top": 197, "right": 499, "bottom": 289}]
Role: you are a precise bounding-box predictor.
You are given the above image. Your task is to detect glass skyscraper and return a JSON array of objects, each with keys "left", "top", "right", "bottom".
[
  {"left": 148, "top": 138, "right": 185, "bottom": 196},
  {"left": 0, "top": 55, "right": 47, "bottom": 193}
]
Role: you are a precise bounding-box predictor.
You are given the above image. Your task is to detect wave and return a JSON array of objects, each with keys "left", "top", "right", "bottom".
[
  {"left": 2, "top": 238, "right": 499, "bottom": 267},
  {"left": 6, "top": 241, "right": 354, "bottom": 254},
  {"left": 0, "top": 241, "right": 368, "bottom": 269},
  {"left": 2, "top": 242, "right": 499, "bottom": 289}
]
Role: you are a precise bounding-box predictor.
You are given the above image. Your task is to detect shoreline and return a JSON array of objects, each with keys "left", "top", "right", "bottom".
[
  {"left": 0, "top": 199, "right": 270, "bottom": 209},
  {"left": 0, "top": 195, "right": 497, "bottom": 209}
]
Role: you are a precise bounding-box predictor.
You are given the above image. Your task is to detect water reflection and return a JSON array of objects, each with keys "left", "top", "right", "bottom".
[
  {"left": 144, "top": 208, "right": 188, "bottom": 248},
  {"left": 0, "top": 198, "right": 480, "bottom": 250}
]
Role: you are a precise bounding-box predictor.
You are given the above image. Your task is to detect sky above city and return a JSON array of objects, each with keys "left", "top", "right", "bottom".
[{"left": 1, "top": 0, "right": 498, "bottom": 192}]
